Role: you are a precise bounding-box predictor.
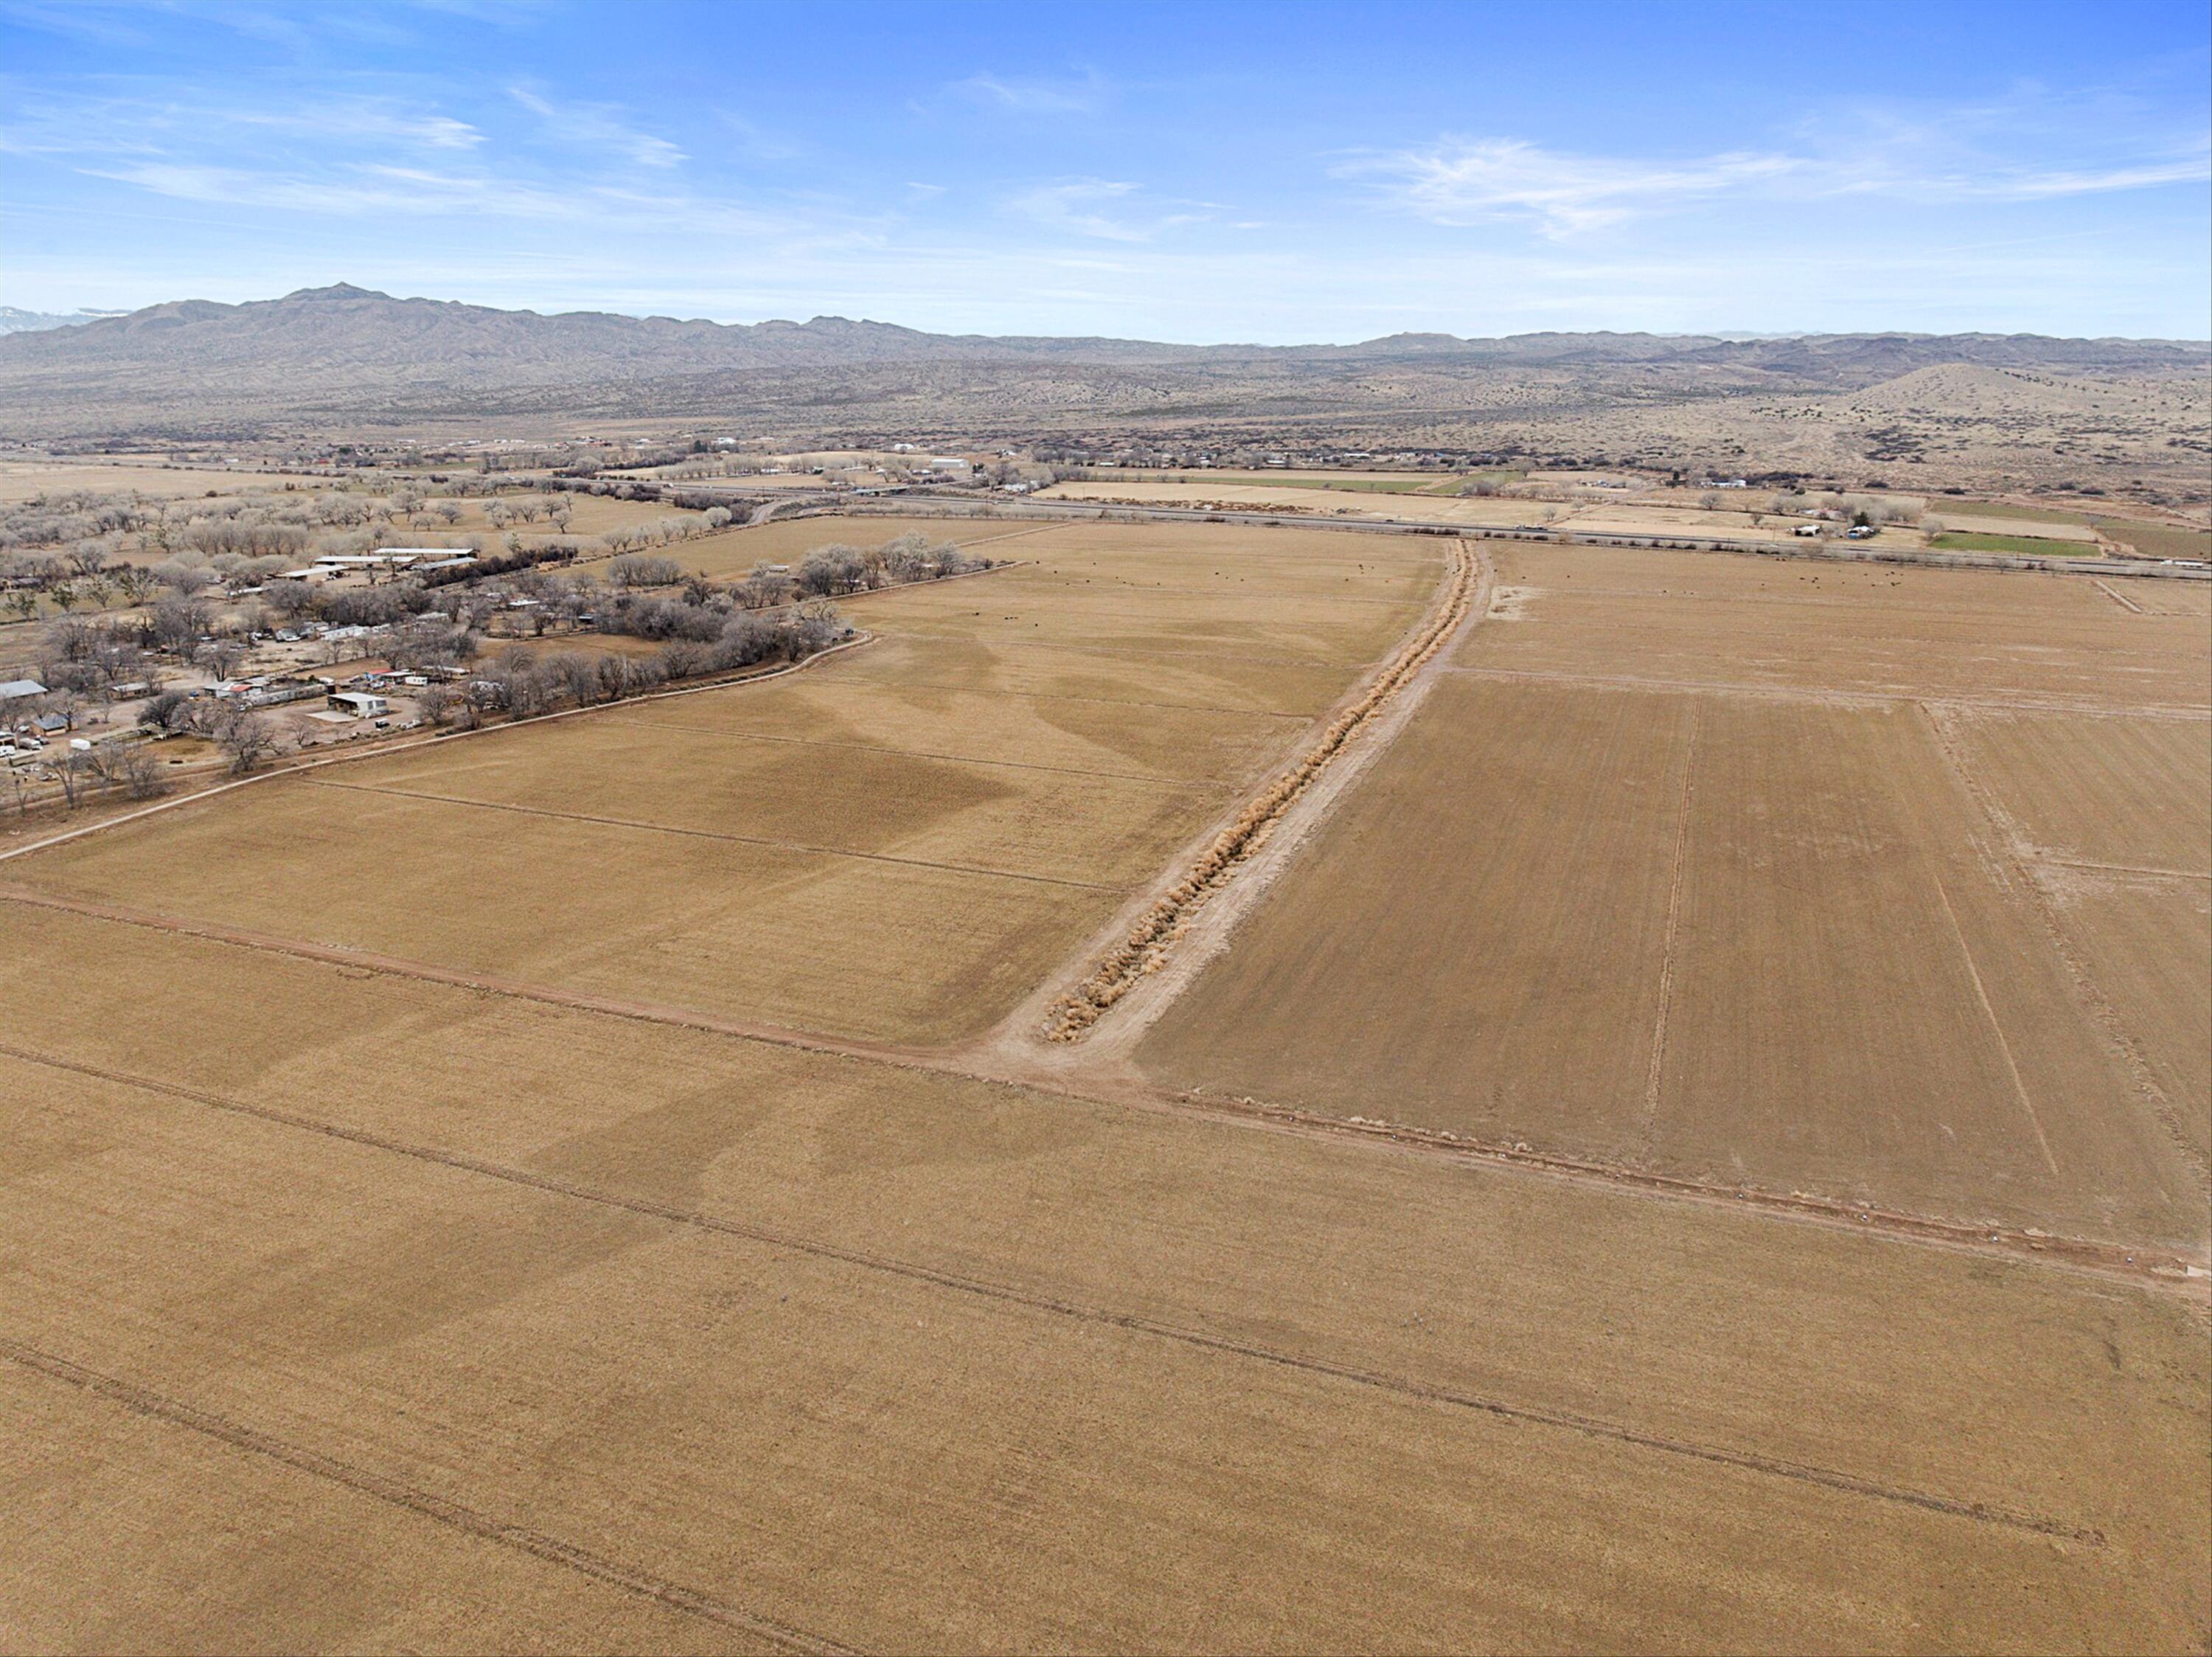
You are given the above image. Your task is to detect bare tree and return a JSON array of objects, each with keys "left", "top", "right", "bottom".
[
  {"left": 195, "top": 637, "right": 248, "bottom": 681},
  {"left": 211, "top": 706, "right": 279, "bottom": 774},
  {"left": 52, "top": 750, "right": 88, "bottom": 810},
  {"left": 415, "top": 682, "right": 456, "bottom": 726},
  {"left": 94, "top": 742, "right": 170, "bottom": 799}
]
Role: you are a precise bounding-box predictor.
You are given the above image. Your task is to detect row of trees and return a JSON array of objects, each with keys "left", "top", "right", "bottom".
[{"left": 441, "top": 605, "right": 846, "bottom": 728}]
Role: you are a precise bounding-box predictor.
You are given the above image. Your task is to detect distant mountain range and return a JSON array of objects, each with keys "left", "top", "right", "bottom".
[
  {"left": 0, "top": 305, "right": 127, "bottom": 336},
  {"left": 1, "top": 283, "right": 2204, "bottom": 445}
]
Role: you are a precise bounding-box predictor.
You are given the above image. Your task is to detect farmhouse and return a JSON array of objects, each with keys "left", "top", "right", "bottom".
[
  {"left": 327, "top": 691, "right": 389, "bottom": 718},
  {"left": 0, "top": 677, "right": 49, "bottom": 704}
]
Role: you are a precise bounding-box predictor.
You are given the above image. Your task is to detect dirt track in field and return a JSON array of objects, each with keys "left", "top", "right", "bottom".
[
  {"left": 1, "top": 875, "right": 2196, "bottom": 1291},
  {"left": 1032, "top": 536, "right": 1482, "bottom": 1041}
]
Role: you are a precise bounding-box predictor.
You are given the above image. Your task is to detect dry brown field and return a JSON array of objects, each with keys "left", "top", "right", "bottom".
[
  {"left": 2132, "top": 581, "right": 2212, "bottom": 617},
  {"left": 0, "top": 461, "right": 336, "bottom": 501},
  {"left": 1463, "top": 542, "right": 2212, "bottom": 704},
  {"left": 1141, "top": 541, "right": 2211, "bottom": 1245},
  {"left": 1, "top": 897, "right": 2207, "bottom": 1653},
  {"left": 4, "top": 520, "right": 1435, "bottom": 1047},
  {"left": 1952, "top": 709, "right": 2211, "bottom": 873},
  {"left": 2, "top": 515, "right": 2206, "bottom": 1653},
  {"left": 1941, "top": 706, "right": 2212, "bottom": 1167}
]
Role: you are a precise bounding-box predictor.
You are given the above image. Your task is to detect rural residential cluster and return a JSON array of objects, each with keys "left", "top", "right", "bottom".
[{"left": 1, "top": 3, "right": 2207, "bottom": 1653}]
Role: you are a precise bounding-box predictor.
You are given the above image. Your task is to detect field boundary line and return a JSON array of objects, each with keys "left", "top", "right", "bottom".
[
  {"left": 2093, "top": 579, "right": 2146, "bottom": 614},
  {"left": 600, "top": 715, "right": 1233, "bottom": 788},
  {"left": 815, "top": 675, "right": 1314, "bottom": 720},
  {"left": 0, "top": 884, "right": 941, "bottom": 1066},
  {"left": 2031, "top": 856, "right": 2211, "bottom": 883},
  {"left": 1638, "top": 701, "right": 1702, "bottom": 1163},
  {"left": 1920, "top": 703, "right": 2212, "bottom": 1191},
  {"left": 1039, "top": 539, "right": 1479, "bottom": 1041},
  {"left": 0, "top": 1041, "right": 2113, "bottom": 1549},
  {"left": 1924, "top": 861, "right": 2062, "bottom": 1176},
  {"left": 302, "top": 778, "right": 1132, "bottom": 893},
  {"left": 866, "top": 633, "right": 1385, "bottom": 670},
  {"left": 4, "top": 886, "right": 2200, "bottom": 1288},
  {"left": 969, "top": 580, "right": 1438, "bottom": 612},
  {"left": 1444, "top": 664, "right": 2212, "bottom": 721},
  {"left": 0, "top": 631, "right": 880, "bottom": 868},
  {"left": 0, "top": 1333, "right": 855, "bottom": 1656}
]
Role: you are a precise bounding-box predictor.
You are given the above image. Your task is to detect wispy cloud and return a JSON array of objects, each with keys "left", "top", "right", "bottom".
[
  {"left": 85, "top": 159, "right": 580, "bottom": 219},
  {"left": 1346, "top": 121, "right": 2212, "bottom": 237},
  {"left": 237, "top": 103, "right": 484, "bottom": 150},
  {"left": 509, "top": 85, "right": 684, "bottom": 169},
  {"left": 1006, "top": 178, "right": 1208, "bottom": 242},
  {"left": 951, "top": 70, "right": 1105, "bottom": 117},
  {"left": 0, "top": 89, "right": 484, "bottom": 157},
  {"left": 1340, "top": 139, "right": 1797, "bottom": 236}
]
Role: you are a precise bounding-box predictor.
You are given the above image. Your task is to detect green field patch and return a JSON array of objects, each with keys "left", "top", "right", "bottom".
[{"left": 1930, "top": 531, "right": 2098, "bottom": 556}]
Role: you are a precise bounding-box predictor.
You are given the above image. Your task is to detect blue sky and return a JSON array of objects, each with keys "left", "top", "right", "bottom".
[{"left": 3, "top": 0, "right": 2207, "bottom": 341}]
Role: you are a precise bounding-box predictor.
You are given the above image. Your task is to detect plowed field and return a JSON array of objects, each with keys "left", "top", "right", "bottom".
[{"left": 2, "top": 521, "right": 2205, "bottom": 1653}]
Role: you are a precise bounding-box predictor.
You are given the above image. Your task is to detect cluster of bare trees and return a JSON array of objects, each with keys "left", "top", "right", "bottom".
[
  {"left": 138, "top": 689, "right": 283, "bottom": 774},
  {"left": 0, "top": 490, "right": 161, "bottom": 552},
  {"left": 795, "top": 532, "right": 986, "bottom": 597},
  {"left": 449, "top": 604, "right": 844, "bottom": 729},
  {"left": 1768, "top": 490, "right": 1919, "bottom": 526},
  {"left": 24, "top": 740, "right": 170, "bottom": 813}
]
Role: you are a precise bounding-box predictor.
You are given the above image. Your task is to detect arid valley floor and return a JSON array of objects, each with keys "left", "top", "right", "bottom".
[{"left": 1, "top": 513, "right": 2208, "bottom": 1653}]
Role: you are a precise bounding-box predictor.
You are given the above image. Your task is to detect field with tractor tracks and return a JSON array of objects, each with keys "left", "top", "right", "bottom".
[{"left": 1, "top": 518, "right": 2205, "bottom": 1653}]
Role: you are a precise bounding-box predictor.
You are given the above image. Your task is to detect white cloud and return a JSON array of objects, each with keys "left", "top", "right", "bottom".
[
  {"left": 1346, "top": 125, "right": 2211, "bottom": 237},
  {"left": 0, "top": 88, "right": 485, "bottom": 157},
  {"left": 235, "top": 105, "right": 485, "bottom": 150},
  {"left": 1006, "top": 179, "right": 1208, "bottom": 243},
  {"left": 950, "top": 72, "right": 1105, "bottom": 117},
  {"left": 1340, "top": 139, "right": 1801, "bottom": 236},
  {"left": 509, "top": 86, "right": 684, "bottom": 169},
  {"left": 88, "top": 159, "right": 580, "bottom": 219}
]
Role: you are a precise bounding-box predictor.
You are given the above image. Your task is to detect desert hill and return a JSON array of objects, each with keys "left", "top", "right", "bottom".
[{"left": 2, "top": 287, "right": 2204, "bottom": 496}]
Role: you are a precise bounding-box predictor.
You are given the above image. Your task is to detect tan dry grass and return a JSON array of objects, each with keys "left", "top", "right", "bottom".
[
  {"left": 5, "top": 518, "right": 1432, "bottom": 1045},
  {"left": 1048, "top": 542, "right": 1471, "bottom": 1036},
  {"left": 0, "top": 462, "right": 335, "bottom": 501},
  {"left": 0, "top": 900, "right": 2205, "bottom": 1653},
  {"left": 1141, "top": 633, "right": 2207, "bottom": 1247},
  {"left": 0, "top": 1360, "right": 756, "bottom": 1656},
  {"left": 1461, "top": 543, "right": 2212, "bottom": 706},
  {"left": 1952, "top": 709, "right": 2212, "bottom": 874}
]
